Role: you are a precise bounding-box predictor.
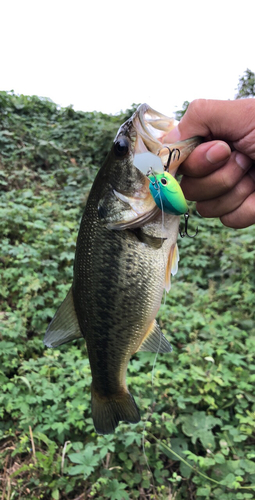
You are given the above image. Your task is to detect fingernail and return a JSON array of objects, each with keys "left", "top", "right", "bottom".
[
  {"left": 206, "top": 143, "right": 231, "bottom": 164},
  {"left": 163, "top": 124, "right": 181, "bottom": 143},
  {"left": 236, "top": 152, "right": 252, "bottom": 170}
]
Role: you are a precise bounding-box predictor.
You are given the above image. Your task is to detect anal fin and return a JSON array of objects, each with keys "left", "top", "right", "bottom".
[
  {"left": 138, "top": 320, "right": 172, "bottom": 353},
  {"left": 44, "top": 287, "right": 82, "bottom": 348}
]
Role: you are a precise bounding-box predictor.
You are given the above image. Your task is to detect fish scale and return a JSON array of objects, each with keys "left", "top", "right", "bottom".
[
  {"left": 44, "top": 104, "right": 201, "bottom": 434},
  {"left": 75, "top": 195, "right": 177, "bottom": 418}
]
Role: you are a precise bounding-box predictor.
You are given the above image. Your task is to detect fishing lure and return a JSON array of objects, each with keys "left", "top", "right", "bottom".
[
  {"left": 134, "top": 149, "right": 197, "bottom": 233},
  {"left": 148, "top": 172, "right": 188, "bottom": 215}
]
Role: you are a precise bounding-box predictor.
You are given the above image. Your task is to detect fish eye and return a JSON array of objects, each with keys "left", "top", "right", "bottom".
[
  {"left": 114, "top": 137, "right": 129, "bottom": 157},
  {"left": 160, "top": 177, "right": 167, "bottom": 186}
]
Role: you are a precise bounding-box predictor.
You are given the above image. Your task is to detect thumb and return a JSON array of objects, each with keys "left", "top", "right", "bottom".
[{"left": 164, "top": 98, "right": 255, "bottom": 144}]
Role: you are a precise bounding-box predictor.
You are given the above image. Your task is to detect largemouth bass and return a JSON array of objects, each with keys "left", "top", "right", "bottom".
[{"left": 44, "top": 104, "right": 200, "bottom": 435}]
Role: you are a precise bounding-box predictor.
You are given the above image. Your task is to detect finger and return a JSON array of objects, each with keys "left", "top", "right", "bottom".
[
  {"left": 196, "top": 171, "right": 255, "bottom": 218},
  {"left": 165, "top": 99, "right": 255, "bottom": 152},
  {"left": 179, "top": 140, "right": 231, "bottom": 177},
  {"left": 180, "top": 152, "right": 252, "bottom": 201},
  {"left": 220, "top": 191, "right": 255, "bottom": 229}
]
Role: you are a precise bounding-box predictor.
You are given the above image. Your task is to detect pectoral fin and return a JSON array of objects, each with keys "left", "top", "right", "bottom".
[
  {"left": 131, "top": 228, "right": 166, "bottom": 249},
  {"left": 165, "top": 243, "right": 179, "bottom": 293},
  {"left": 44, "top": 287, "right": 82, "bottom": 347},
  {"left": 137, "top": 320, "right": 172, "bottom": 353},
  {"left": 108, "top": 205, "right": 161, "bottom": 230}
]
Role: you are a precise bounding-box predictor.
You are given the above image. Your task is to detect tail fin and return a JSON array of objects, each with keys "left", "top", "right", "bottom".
[{"left": 91, "top": 385, "right": 140, "bottom": 435}]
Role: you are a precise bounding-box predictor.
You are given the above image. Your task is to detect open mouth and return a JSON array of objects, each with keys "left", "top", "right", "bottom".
[{"left": 132, "top": 103, "right": 200, "bottom": 177}]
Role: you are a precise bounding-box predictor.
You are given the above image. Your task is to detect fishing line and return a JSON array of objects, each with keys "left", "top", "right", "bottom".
[
  {"left": 141, "top": 298, "right": 163, "bottom": 497},
  {"left": 151, "top": 176, "right": 166, "bottom": 384},
  {"left": 141, "top": 150, "right": 195, "bottom": 491},
  {"left": 141, "top": 173, "right": 166, "bottom": 493},
  {"left": 141, "top": 328, "right": 162, "bottom": 495},
  {"left": 147, "top": 170, "right": 167, "bottom": 306},
  {"left": 142, "top": 152, "right": 180, "bottom": 489},
  {"left": 145, "top": 170, "right": 168, "bottom": 392}
]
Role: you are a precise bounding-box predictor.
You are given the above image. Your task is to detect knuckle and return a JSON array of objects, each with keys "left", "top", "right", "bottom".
[
  {"left": 186, "top": 99, "right": 213, "bottom": 137},
  {"left": 236, "top": 175, "right": 255, "bottom": 198},
  {"left": 219, "top": 156, "right": 247, "bottom": 192},
  {"left": 188, "top": 99, "right": 207, "bottom": 116},
  {"left": 220, "top": 170, "right": 235, "bottom": 191},
  {"left": 196, "top": 202, "right": 211, "bottom": 217}
]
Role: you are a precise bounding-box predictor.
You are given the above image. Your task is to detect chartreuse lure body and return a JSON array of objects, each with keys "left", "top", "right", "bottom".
[{"left": 148, "top": 172, "right": 188, "bottom": 215}]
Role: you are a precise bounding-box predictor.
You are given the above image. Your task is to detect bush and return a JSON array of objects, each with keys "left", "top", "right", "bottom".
[{"left": 1, "top": 91, "right": 255, "bottom": 499}]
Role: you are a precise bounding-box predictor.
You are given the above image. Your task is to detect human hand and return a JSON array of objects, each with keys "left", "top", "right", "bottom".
[{"left": 164, "top": 99, "right": 255, "bottom": 228}]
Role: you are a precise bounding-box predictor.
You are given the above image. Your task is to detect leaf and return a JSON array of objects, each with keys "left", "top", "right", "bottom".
[
  {"left": 162, "top": 438, "right": 188, "bottom": 461},
  {"left": 105, "top": 480, "right": 129, "bottom": 500},
  {"left": 2, "top": 87, "right": 255, "bottom": 499},
  {"left": 220, "top": 473, "right": 237, "bottom": 488},
  {"left": 182, "top": 412, "right": 222, "bottom": 450},
  {"left": 15, "top": 376, "right": 32, "bottom": 392},
  {"left": 68, "top": 445, "right": 101, "bottom": 479},
  {"left": 196, "top": 486, "right": 211, "bottom": 497},
  {"left": 68, "top": 464, "right": 88, "bottom": 476}
]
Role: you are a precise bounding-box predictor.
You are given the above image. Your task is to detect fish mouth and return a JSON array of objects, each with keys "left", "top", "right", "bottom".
[{"left": 131, "top": 103, "right": 201, "bottom": 176}]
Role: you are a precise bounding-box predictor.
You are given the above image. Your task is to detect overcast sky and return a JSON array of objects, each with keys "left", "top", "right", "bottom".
[{"left": 2, "top": 0, "right": 254, "bottom": 116}]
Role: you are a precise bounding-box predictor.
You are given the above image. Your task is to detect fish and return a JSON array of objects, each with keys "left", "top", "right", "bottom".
[{"left": 44, "top": 104, "right": 200, "bottom": 435}]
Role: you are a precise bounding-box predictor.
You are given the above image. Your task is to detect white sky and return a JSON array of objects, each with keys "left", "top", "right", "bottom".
[{"left": 1, "top": 0, "right": 255, "bottom": 116}]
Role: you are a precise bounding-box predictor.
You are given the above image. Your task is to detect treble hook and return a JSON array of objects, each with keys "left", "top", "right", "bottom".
[
  {"left": 146, "top": 168, "right": 160, "bottom": 190},
  {"left": 163, "top": 147, "right": 181, "bottom": 171},
  {"left": 179, "top": 212, "right": 198, "bottom": 238}
]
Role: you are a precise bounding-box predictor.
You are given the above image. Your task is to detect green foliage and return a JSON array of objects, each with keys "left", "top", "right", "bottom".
[
  {"left": 235, "top": 69, "right": 255, "bottom": 98},
  {"left": 1, "top": 90, "right": 255, "bottom": 499},
  {"left": 174, "top": 100, "right": 190, "bottom": 121}
]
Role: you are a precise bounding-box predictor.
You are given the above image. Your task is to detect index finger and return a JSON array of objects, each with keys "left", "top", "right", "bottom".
[
  {"left": 165, "top": 98, "right": 255, "bottom": 146},
  {"left": 178, "top": 140, "right": 231, "bottom": 177}
]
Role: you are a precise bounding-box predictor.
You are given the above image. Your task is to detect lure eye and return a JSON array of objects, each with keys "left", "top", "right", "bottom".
[
  {"left": 114, "top": 137, "right": 129, "bottom": 157},
  {"left": 160, "top": 177, "right": 167, "bottom": 186}
]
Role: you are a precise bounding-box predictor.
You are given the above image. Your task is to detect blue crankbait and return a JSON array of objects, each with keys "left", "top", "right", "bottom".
[{"left": 148, "top": 172, "right": 188, "bottom": 215}]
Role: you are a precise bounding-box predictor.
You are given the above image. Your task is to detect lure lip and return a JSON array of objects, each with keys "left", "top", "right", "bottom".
[{"left": 133, "top": 151, "right": 164, "bottom": 175}]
